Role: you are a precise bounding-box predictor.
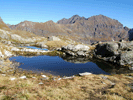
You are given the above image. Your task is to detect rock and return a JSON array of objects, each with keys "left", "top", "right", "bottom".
[
  {"left": 100, "top": 75, "right": 108, "bottom": 79},
  {"left": 36, "top": 42, "right": 48, "bottom": 48},
  {"left": 58, "top": 78, "right": 62, "bottom": 80},
  {"left": 41, "top": 75, "right": 47, "bottom": 77},
  {"left": 0, "top": 29, "right": 10, "bottom": 39},
  {"left": 11, "top": 34, "right": 23, "bottom": 42},
  {"left": 119, "top": 51, "right": 133, "bottom": 65},
  {"left": 129, "top": 66, "right": 133, "bottom": 70},
  {"left": 118, "top": 42, "right": 128, "bottom": 50},
  {"left": 0, "top": 51, "right": 4, "bottom": 58},
  {"left": 4, "top": 50, "right": 13, "bottom": 57},
  {"left": 61, "top": 44, "right": 90, "bottom": 57},
  {"left": 39, "top": 82, "right": 43, "bottom": 85},
  {"left": 56, "top": 48, "right": 62, "bottom": 51},
  {"left": 79, "top": 72, "right": 92, "bottom": 76},
  {"left": 11, "top": 47, "right": 20, "bottom": 51},
  {"left": 63, "top": 75, "right": 75, "bottom": 79},
  {"left": 20, "top": 76, "right": 26, "bottom": 79},
  {"left": 10, "top": 78, "right": 16, "bottom": 81},
  {"left": 62, "top": 44, "right": 90, "bottom": 52},
  {"left": 77, "top": 51, "right": 85, "bottom": 56},
  {"left": 73, "top": 44, "right": 90, "bottom": 51},
  {"left": 48, "top": 36, "right": 61, "bottom": 41},
  {"left": 95, "top": 42, "right": 119, "bottom": 57}
]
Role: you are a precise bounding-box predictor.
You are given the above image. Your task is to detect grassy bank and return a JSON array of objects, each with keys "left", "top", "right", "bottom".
[{"left": 0, "top": 64, "right": 132, "bottom": 100}]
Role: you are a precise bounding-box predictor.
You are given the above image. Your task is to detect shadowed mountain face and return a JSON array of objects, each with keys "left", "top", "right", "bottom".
[
  {"left": 8, "top": 15, "right": 130, "bottom": 44},
  {"left": 128, "top": 29, "right": 133, "bottom": 41}
]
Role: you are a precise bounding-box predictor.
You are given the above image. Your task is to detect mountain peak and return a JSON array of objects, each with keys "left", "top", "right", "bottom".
[
  {"left": 57, "top": 15, "right": 87, "bottom": 24},
  {"left": 0, "top": 17, "right": 4, "bottom": 23}
]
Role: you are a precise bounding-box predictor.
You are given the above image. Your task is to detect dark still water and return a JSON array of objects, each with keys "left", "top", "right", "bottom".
[{"left": 9, "top": 55, "right": 110, "bottom": 76}]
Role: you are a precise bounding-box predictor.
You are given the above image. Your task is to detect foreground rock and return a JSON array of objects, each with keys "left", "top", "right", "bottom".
[
  {"left": 58, "top": 44, "right": 91, "bottom": 57},
  {"left": 94, "top": 41, "right": 133, "bottom": 70}
]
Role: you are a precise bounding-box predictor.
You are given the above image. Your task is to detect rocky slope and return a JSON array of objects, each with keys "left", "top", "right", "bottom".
[{"left": 9, "top": 15, "right": 130, "bottom": 44}]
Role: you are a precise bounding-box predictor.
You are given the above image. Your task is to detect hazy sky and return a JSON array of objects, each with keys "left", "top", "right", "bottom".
[{"left": 0, "top": 0, "right": 132, "bottom": 28}]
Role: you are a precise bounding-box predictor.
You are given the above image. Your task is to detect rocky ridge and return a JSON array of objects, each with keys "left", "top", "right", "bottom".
[{"left": 8, "top": 15, "right": 130, "bottom": 44}]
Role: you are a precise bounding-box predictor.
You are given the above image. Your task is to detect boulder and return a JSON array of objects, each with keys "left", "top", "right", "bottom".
[
  {"left": 62, "top": 44, "right": 90, "bottom": 52},
  {"left": 73, "top": 44, "right": 90, "bottom": 51},
  {"left": 119, "top": 51, "right": 133, "bottom": 65},
  {"left": 36, "top": 42, "right": 48, "bottom": 48},
  {"left": 77, "top": 51, "right": 85, "bottom": 56},
  {"left": 95, "top": 42, "right": 119, "bottom": 57},
  {"left": 48, "top": 36, "right": 61, "bottom": 41}
]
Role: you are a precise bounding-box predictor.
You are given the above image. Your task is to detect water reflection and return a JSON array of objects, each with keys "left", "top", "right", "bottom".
[{"left": 9, "top": 55, "right": 132, "bottom": 76}]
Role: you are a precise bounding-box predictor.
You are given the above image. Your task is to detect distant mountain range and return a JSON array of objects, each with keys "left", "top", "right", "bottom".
[{"left": 4, "top": 15, "right": 132, "bottom": 44}]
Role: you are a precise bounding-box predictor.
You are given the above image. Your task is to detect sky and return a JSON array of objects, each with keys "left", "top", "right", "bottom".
[{"left": 0, "top": 0, "right": 132, "bottom": 28}]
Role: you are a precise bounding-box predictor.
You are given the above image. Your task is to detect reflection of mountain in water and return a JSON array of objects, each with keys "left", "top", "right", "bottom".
[{"left": 61, "top": 56, "right": 133, "bottom": 74}]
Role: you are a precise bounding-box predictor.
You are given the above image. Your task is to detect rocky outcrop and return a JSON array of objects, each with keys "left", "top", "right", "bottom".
[
  {"left": 59, "top": 44, "right": 91, "bottom": 57},
  {"left": 93, "top": 41, "right": 133, "bottom": 70}
]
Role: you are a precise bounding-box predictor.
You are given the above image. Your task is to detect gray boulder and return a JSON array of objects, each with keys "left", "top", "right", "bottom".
[
  {"left": 119, "top": 51, "right": 133, "bottom": 65},
  {"left": 95, "top": 42, "right": 119, "bottom": 57}
]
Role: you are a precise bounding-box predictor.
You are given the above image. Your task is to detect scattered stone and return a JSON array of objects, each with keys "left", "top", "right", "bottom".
[
  {"left": 63, "top": 75, "right": 75, "bottom": 79},
  {"left": 58, "top": 78, "right": 62, "bottom": 80},
  {"left": 10, "top": 78, "right": 16, "bottom": 81},
  {"left": 48, "top": 36, "right": 61, "bottom": 41},
  {"left": 101, "top": 81, "right": 106, "bottom": 84},
  {"left": 41, "top": 75, "right": 47, "bottom": 77},
  {"left": 79, "top": 72, "right": 92, "bottom": 76},
  {"left": 20, "top": 76, "right": 26, "bottom": 79},
  {"left": 100, "top": 75, "right": 108, "bottom": 79},
  {"left": 39, "top": 82, "right": 43, "bottom": 85}
]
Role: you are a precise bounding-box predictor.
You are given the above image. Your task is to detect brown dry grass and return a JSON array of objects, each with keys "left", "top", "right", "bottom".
[
  {"left": 11, "top": 30, "right": 38, "bottom": 38},
  {"left": 45, "top": 41, "right": 67, "bottom": 49},
  {"left": 0, "top": 63, "right": 132, "bottom": 100}
]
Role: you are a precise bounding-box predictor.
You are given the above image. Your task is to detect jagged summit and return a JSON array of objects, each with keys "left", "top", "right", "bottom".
[{"left": 57, "top": 14, "right": 87, "bottom": 24}]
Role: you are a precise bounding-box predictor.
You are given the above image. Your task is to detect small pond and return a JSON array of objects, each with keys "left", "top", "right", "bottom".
[{"left": 9, "top": 55, "right": 111, "bottom": 76}]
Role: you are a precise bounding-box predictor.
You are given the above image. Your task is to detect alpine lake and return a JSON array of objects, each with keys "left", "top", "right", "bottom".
[{"left": 9, "top": 46, "right": 131, "bottom": 77}]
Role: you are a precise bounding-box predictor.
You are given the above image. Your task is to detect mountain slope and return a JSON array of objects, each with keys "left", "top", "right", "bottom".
[
  {"left": 9, "top": 15, "right": 130, "bottom": 44},
  {"left": 0, "top": 17, "right": 10, "bottom": 31}
]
